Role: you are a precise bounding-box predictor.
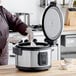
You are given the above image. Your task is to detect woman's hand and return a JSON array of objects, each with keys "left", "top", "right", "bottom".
[
  {"left": 26, "top": 27, "right": 33, "bottom": 42},
  {"left": 26, "top": 27, "right": 36, "bottom": 46}
]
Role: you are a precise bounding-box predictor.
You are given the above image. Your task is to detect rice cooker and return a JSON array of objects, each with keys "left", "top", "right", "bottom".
[{"left": 13, "top": 2, "right": 63, "bottom": 71}]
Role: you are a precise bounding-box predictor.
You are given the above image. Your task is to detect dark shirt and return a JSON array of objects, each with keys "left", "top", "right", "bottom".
[
  {"left": 0, "top": 6, "right": 28, "bottom": 65},
  {"left": 0, "top": 6, "right": 28, "bottom": 35}
]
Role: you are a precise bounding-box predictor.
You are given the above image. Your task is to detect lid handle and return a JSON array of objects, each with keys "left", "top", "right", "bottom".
[
  {"left": 50, "top": 2, "right": 56, "bottom": 6},
  {"left": 44, "top": 38, "right": 53, "bottom": 46}
]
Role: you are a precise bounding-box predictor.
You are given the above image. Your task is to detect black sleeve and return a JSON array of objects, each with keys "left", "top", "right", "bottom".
[{"left": 2, "top": 6, "right": 28, "bottom": 35}]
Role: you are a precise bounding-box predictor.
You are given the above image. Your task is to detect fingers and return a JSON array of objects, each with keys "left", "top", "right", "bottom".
[{"left": 26, "top": 27, "right": 34, "bottom": 42}]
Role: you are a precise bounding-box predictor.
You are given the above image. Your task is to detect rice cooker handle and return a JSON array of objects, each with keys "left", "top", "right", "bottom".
[{"left": 13, "top": 47, "right": 22, "bottom": 55}]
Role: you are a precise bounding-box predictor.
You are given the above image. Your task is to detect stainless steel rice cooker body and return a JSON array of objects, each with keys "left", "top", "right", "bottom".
[
  {"left": 13, "top": 42, "right": 51, "bottom": 71},
  {"left": 13, "top": 2, "right": 63, "bottom": 71}
]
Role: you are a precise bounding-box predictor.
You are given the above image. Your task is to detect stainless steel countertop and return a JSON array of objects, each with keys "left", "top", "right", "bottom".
[
  {"left": 61, "top": 30, "right": 76, "bottom": 35},
  {"left": 9, "top": 30, "right": 76, "bottom": 36}
]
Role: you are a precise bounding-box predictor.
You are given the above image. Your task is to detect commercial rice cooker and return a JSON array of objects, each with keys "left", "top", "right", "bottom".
[{"left": 13, "top": 2, "right": 63, "bottom": 71}]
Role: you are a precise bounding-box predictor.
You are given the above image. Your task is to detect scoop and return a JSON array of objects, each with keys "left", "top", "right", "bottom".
[{"left": 30, "top": 41, "right": 36, "bottom": 47}]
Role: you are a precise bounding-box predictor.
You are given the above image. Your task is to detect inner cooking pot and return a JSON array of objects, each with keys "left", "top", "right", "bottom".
[{"left": 16, "top": 42, "right": 50, "bottom": 50}]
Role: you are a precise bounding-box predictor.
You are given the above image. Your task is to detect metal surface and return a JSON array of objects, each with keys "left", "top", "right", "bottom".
[
  {"left": 62, "top": 31, "right": 76, "bottom": 35},
  {"left": 61, "top": 35, "right": 76, "bottom": 47},
  {"left": 15, "top": 47, "right": 51, "bottom": 67}
]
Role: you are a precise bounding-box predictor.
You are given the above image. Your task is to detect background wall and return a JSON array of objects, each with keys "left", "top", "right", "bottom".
[
  {"left": 1, "top": 0, "right": 45, "bottom": 25},
  {"left": 1, "top": 0, "right": 70, "bottom": 25}
]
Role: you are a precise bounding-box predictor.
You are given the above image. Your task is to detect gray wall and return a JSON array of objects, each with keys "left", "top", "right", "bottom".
[{"left": 1, "top": 0, "right": 71, "bottom": 25}]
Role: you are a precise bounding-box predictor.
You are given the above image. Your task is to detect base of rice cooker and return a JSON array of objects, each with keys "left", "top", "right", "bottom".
[
  {"left": 14, "top": 42, "right": 52, "bottom": 71},
  {"left": 16, "top": 65, "right": 51, "bottom": 72}
]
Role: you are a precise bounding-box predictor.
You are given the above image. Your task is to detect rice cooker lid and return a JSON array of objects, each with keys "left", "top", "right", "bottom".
[{"left": 42, "top": 2, "right": 63, "bottom": 41}]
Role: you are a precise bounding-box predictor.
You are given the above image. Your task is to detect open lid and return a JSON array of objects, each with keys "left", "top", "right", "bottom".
[{"left": 42, "top": 2, "right": 63, "bottom": 41}]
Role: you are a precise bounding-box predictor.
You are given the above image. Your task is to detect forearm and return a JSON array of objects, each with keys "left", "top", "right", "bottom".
[{"left": 14, "top": 22, "right": 28, "bottom": 35}]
